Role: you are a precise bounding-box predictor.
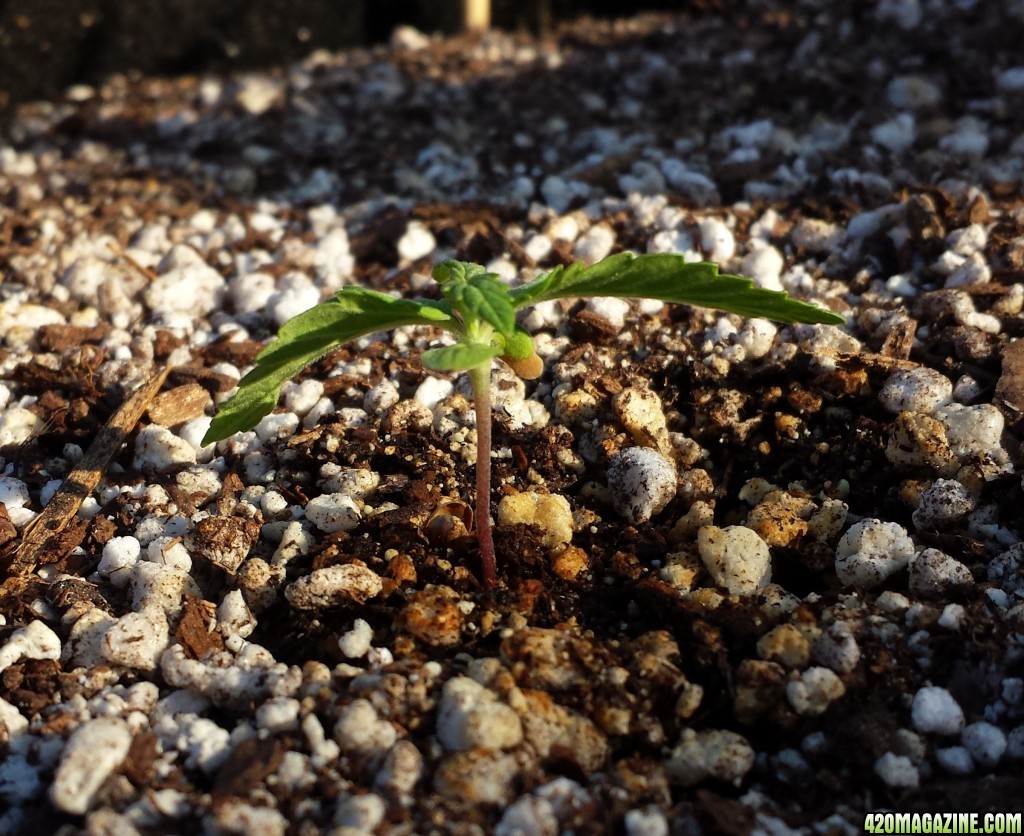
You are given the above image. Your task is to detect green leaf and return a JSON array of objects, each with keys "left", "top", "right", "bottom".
[
  {"left": 421, "top": 342, "right": 501, "bottom": 372},
  {"left": 202, "top": 288, "right": 456, "bottom": 444},
  {"left": 434, "top": 258, "right": 516, "bottom": 337},
  {"left": 510, "top": 252, "right": 845, "bottom": 325}
]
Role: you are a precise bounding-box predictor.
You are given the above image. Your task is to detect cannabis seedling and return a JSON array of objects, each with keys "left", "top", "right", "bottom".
[{"left": 202, "top": 252, "right": 844, "bottom": 588}]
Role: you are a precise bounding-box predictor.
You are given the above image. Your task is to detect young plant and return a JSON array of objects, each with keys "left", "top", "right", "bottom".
[{"left": 202, "top": 252, "right": 844, "bottom": 588}]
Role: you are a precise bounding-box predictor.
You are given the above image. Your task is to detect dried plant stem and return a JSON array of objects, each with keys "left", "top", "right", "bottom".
[{"left": 468, "top": 363, "right": 497, "bottom": 588}]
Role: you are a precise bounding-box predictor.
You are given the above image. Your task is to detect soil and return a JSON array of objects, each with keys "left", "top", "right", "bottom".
[{"left": 1, "top": 3, "right": 1024, "bottom": 834}]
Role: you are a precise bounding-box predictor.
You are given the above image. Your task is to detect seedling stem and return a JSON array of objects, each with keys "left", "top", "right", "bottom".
[
  {"left": 467, "top": 362, "right": 497, "bottom": 587},
  {"left": 201, "top": 252, "right": 845, "bottom": 588}
]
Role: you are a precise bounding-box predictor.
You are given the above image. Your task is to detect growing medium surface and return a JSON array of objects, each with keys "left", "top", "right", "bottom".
[{"left": 2, "top": 3, "right": 1024, "bottom": 832}]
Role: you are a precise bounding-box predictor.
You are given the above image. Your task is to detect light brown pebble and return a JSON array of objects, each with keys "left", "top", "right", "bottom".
[
  {"left": 433, "top": 749, "right": 521, "bottom": 805},
  {"left": 401, "top": 585, "right": 464, "bottom": 647}
]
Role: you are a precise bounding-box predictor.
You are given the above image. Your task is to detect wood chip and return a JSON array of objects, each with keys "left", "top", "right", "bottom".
[
  {"left": 213, "top": 736, "right": 288, "bottom": 798},
  {"left": 815, "top": 347, "right": 920, "bottom": 374},
  {"left": 147, "top": 383, "right": 212, "bottom": 427},
  {"left": 38, "top": 325, "right": 112, "bottom": 353},
  {"left": 174, "top": 595, "right": 224, "bottom": 660},
  {"left": 122, "top": 732, "right": 160, "bottom": 786},
  {"left": 0, "top": 504, "right": 16, "bottom": 548},
  {"left": 879, "top": 318, "right": 917, "bottom": 361},
  {"left": 995, "top": 339, "right": 1024, "bottom": 424},
  {"left": 4, "top": 366, "right": 170, "bottom": 579}
]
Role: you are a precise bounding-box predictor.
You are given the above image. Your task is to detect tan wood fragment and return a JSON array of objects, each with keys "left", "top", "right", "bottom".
[
  {"left": 879, "top": 318, "right": 918, "bottom": 361},
  {"left": 5, "top": 367, "right": 170, "bottom": 579},
  {"left": 995, "top": 340, "right": 1024, "bottom": 422},
  {"left": 814, "top": 347, "right": 921, "bottom": 374},
  {"left": 147, "top": 383, "right": 211, "bottom": 427}
]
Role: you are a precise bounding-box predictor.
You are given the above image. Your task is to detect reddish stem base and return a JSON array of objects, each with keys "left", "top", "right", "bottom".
[{"left": 468, "top": 364, "right": 497, "bottom": 588}]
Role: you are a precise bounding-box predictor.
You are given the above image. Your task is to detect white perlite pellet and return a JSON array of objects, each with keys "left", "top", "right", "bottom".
[
  {"left": 374, "top": 739, "right": 424, "bottom": 798},
  {"left": 255, "top": 411, "right": 300, "bottom": 443},
  {"left": 338, "top": 618, "right": 374, "bottom": 658},
  {"left": 144, "top": 245, "right": 225, "bottom": 318},
  {"left": 364, "top": 379, "right": 400, "bottom": 414},
  {"left": 872, "top": 113, "right": 916, "bottom": 153},
  {"left": 230, "top": 271, "right": 276, "bottom": 314},
  {"left": 1008, "top": 727, "right": 1024, "bottom": 761},
  {"left": 951, "top": 222, "right": 992, "bottom": 256},
  {"left": 319, "top": 466, "right": 380, "bottom": 499},
  {"left": 740, "top": 243, "right": 785, "bottom": 291},
  {"left": 267, "top": 273, "right": 320, "bottom": 326},
  {"left": 133, "top": 425, "right": 198, "bottom": 473},
  {"left": 103, "top": 608, "right": 169, "bottom": 671},
  {"left": 908, "top": 548, "right": 973, "bottom": 594},
  {"left": 495, "top": 796, "right": 560, "bottom": 836},
  {"left": 49, "top": 717, "right": 132, "bottom": 815},
  {"left": 912, "top": 479, "right": 977, "bottom": 529},
  {"left": 887, "top": 74, "right": 941, "bottom": 110},
  {"left": 334, "top": 793, "right": 387, "bottom": 830},
  {"left": 0, "top": 476, "right": 29, "bottom": 509},
  {"left": 697, "top": 525, "right": 772, "bottom": 595},
  {"left": 178, "top": 417, "right": 215, "bottom": 461},
  {"left": 834, "top": 519, "right": 915, "bottom": 588},
  {"left": 878, "top": 368, "right": 953, "bottom": 415},
  {"left": 660, "top": 159, "right": 719, "bottom": 204},
  {"left": 415, "top": 377, "right": 454, "bottom": 410},
  {"left": 996, "top": 67, "right": 1024, "bottom": 93},
  {"left": 0, "top": 407, "right": 44, "bottom": 448},
  {"left": 285, "top": 564, "right": 383, "bottom": 609},
  {"left": 523, "top": 232, "right": 553, "bottom": 262},
  {"left": 698, "top": 218, "right": 736, "bottom": 262},
  {"left": 624, "top": 806, "right": 670, "bottom": 836},
  {"left": 167, "top": 714, "right": 231, "bottom": 774},
  {"left": 304, "top": 493, "right": 361, "bottom": 533},
  {"left": 734, "top": 318, "right": 778, "bottom": 359},
  {"left": 130, "top": 561, "right": 199, "bottom": 617},
  {"left": 945, "top": 252, "right": 990, "bottom": 288},
  {"left": 613, "top": 386, "right": 670, "bottom": 455},
  {"left": 812, "top": 621, "right": 861, "bottom": 674},
  {"left": 666, "top": 728, "right": 754, "bottom": 786},
  {"left": 281, "top": 379, "right": 324, "bottom": 417},
  {"left": 938, "top": 603, "right": 966, "bottom": 630},
  {"left": 333, "top": 699, "right": 397, "bottom": 758},
  {"left": 936, "top": 745, "right": 974, "bottom": 774},
  {"left": 217, "top": 590, "right": 256, "bottom": 638},
  {"left": 160, "top": 641, "right": 302, "bottom": 710},
  {"left": 962, "top": 721, "right": 1006, "bottom": 769},
  {"left": 938, "top": 117, "right": 989, "bottom": 158},
  {"left": 911, "top": 686, "right": 965, "bottom": 735},
  {"left": 573, "top": 224, "right": 615, "bottom": 265},
  {"left": 607, "top": 447, "right": 677, "bottom": 524},
  {"left": 786, "top": 666, "right": 846, "bottom": 715},
  {"left": 397, "top": 222, "right": 436, "bottom": 262},
  {"left": 256, "top": 697, "right": 301, "bottom": 734},
  {"left": 212, "top": 799, "right": 288, "bottom": 836},
  {"left": 0, "top": 620, "right": 61, "bottom": 672},
  {"left": 874, "top": 752, "right": 920, "bottom": 788},
  {"left": 790, "top": 218, "right": 844, "bottom": 254},
  {"left": 437, "top": 676, "right": 524, "bottom": 753},
  {"left": 584, "top": 296, "right": 631, "bottom": 332},
  {"left": 932, "top": 403, "right": 1004, "bottom": 460},
  {"left": 64, "top": 608, "right": 116, "bottom": 668},
  {"left": 146, "top": 536, "right": 192, "bottom": 572}
]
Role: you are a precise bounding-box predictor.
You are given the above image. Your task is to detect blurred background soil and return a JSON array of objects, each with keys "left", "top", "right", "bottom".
[{"left": 0, "top": 0, "right": 709, "bottom": 107}]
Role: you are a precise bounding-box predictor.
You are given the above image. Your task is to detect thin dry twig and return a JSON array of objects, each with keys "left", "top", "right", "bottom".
[
  {"left": 4, "top": 366, "right": 170, "bottom": 579},
  {"left": 107, "top": 241, "right": 160, "bottom": 284}
]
